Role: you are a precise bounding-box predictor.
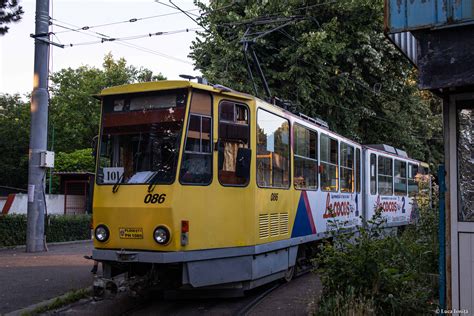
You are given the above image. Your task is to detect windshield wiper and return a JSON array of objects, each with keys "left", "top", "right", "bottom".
[
  {"left": 112, "top": 173, "right": 125, "bottom": 194},
  {"left": 147, "top": 173, "right": 160, "bottom": 193},
  {"left": 147, "top": 150, "right": 177, "bottom": 193}
]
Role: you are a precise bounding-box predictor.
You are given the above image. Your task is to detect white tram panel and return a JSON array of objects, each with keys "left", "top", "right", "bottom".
[
  {"left": 364, "top": 146, "right": 419, "bottom": 227},
  {"left": 289, "top": 115, "right": 363, "bottom": 236}
]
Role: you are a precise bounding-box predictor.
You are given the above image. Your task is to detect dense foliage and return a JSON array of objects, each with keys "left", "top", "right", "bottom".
[
  {"left": 54, "top": 149, "right": 95, "bottom": 174},
  {"left": 0, "top": 0, "right": 23, "bottom": 35},
  {"left": 0, "top": 94, "right": 29, "bottom": 188},
  {"left": 191, "top": 0, "right": 443, "bottom": 167},
  {"left": 0, "top": 54, "right": 165, "bottom": 189},
  {"left": 0, "top": 214, "right": 91, "bottom": 247},
  {"left": 315, "top": 185, "right": 439, "bottom": 314}
]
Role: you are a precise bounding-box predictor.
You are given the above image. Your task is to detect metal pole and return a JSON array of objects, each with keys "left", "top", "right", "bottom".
[
  {"left": 48, "top": 126, "right": 54, "bottom": 193},
  {"left": 438, "top": 165, "right": 446, "bottom": 310},
  {"left": 26, "top": 0, "right": 50, "bottom": 252}
]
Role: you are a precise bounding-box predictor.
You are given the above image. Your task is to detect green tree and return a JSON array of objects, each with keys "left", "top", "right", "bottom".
[
  {"left": 49, "top": 53, "right": 166, "bottom": 153},
  {"left": 0, "top": 94, "right": 29, "bottom": 188},
  {"left": 48, "top": 148, "right": 96, "bottom": 193},
  {"left": 54, "top": 148, "right": 95, "bottom": 173},
  {"left": 0, "top": 0, "right": 23, "bottom": 35},
  {"left": 0, "top": 54, "right": 165, "bottom": 188},
  {"left": 191, "top": 0, "right": 443, "bottom": 167}
]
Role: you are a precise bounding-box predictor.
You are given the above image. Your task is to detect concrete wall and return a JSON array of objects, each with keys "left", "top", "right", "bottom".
[{"left": 1, "top": 194, "right": 66, "bottom": 215}]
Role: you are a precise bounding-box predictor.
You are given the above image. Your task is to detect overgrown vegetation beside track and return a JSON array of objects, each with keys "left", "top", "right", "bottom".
[
  {"left": 0, "top": 214, "right": 91, "bottom": 247},
  {"left": 315, "top": 184, "right": 439, "bottom": 315}
]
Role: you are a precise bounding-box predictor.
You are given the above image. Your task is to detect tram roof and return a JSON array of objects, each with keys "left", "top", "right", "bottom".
[{"left": 96, "top": 80, "right": 254, "bottom": 101}]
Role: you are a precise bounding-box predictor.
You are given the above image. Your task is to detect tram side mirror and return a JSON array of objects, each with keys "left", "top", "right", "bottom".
[
  {"left": 216, "top": 141, "right": 225, "bottom": 170},
  {"left": 236, "top": 148, "right": 251, "bottom": 179},
  {"left": 91, "top": 135, "right": 98, "bottom": 158}
]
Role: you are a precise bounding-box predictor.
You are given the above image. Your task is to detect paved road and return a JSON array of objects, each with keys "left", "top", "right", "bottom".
[
  {"left": 54, "top": 272, "right": 322, "bottom": 315},
  {"left": 0, "top": 242, "right": 94, "bottom": 314}
]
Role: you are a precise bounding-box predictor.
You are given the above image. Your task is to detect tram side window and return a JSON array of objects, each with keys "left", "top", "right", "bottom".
[
  {"left": 180, "top": 91, "right": 212, "bottom": 184},
  {"left": 394, "top": 160, "right": 407, "bottom": 196},
  {"left": 356, "top": 148, "right": 361, "bottom": 193},
  {"left": 408, "top": 163, "right": 419, "bottom": 197},
  {"left": 320, "top": 134, "right": 338, "bottom": 192},
  {"left": 218, "top": 101, "right": 250, "bottom": 186},
  {"left": 257, "top": 109, "right": 290, "bottom": 188},
  {"left": 370, "top": 154, "right": 376, "bottom": 194},
  {"left": 293, "top": 125, "right": 318, "bottom": 190},
  {"left": 340, "top": 142, "right": 354, "bottom": 193},
  {"left": 378, "top": 156, "right": 393, "bottom": 195}
]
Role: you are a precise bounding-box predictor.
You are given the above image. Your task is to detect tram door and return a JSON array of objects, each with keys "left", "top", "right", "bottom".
[{"left": 254, "top": 109, "right": 292, "bottom": 242}]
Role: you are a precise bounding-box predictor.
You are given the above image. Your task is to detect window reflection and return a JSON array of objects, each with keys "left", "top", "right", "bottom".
[
  {"left": 294, "top": 125, "right": 318, "bottom": 190},
  {"left": 378, "top": 156, "right": 393, "bottom": 196},
  {"left": 97, "top": 90, "right": 187, "bottom": 185},
  {"left": 458, "top": 107, "right": 474, "bottom": 221},
  {"left": 257, "top": 110, "right": 290, "bottom": 188},
  {"left": 320, "top": 134, "right": 338, "bottom": 192}
]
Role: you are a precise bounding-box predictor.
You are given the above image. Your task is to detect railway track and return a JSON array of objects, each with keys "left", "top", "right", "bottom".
[
  {"left": 236, "top": 283, "right": 281, "bottom": 316},
  {"left": 53, "top": 272, "right": 319, "bottom": 315}
]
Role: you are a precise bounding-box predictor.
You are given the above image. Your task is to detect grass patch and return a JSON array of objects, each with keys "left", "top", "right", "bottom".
[{"left": 21, "top": 288, "right": 92, "bottom": 316}]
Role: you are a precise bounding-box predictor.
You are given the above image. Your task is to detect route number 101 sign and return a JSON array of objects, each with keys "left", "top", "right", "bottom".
[{"left": 102, "top": 167, "right": 124, "bottom": 184}]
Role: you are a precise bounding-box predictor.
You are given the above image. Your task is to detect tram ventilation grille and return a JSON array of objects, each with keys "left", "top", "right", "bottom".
[
  {"left": 259, "top": 212, "right": 289, "bottom": 239},
  {"left": 280, "top": 213, "right": 289, "bottom": 235},
  {"left": 270, "top": 213, "right": 279, "bottom": 237},
  {"left": 259, "top": 214, "right": 270, "bottom": 239}
]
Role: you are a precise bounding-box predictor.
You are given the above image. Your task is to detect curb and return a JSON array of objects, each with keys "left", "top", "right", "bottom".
[
  {"left": 0, "top": 239, "right": 92, "bottom": 252},
  {"left": 5, "top": 287, "right": 93, "bottom": 316}
]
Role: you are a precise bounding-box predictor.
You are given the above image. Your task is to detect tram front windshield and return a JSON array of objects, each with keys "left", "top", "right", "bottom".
[{"left": 97, "top": 90, "right": 187, "bottom": 185}]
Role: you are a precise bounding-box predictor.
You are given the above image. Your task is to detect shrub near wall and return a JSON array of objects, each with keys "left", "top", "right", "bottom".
[
  {"left": 0, "top": 214, "right": 28, "bottom": 247},
  {"left": 0, "top": 214, "right": 91, "bottom": 247}
]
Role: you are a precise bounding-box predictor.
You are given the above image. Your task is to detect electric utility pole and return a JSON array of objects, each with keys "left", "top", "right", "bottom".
[{"left": 26, "top": 0, "right": 50, "bottom": 252}]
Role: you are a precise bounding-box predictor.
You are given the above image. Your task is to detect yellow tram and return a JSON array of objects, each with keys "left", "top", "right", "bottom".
[{"left": 92, "top": 80, "right": 422, "bottom": 292}]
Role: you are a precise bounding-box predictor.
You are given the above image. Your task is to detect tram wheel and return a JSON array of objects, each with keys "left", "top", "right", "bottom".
[{"left": 283, "top": 265, "right": 295, "bottom": 283}]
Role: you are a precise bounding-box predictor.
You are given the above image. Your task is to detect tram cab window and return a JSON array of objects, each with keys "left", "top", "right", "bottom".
[
  {"left": 97, "top": 90, "right": 187, "bottom": 185},
  {"left": 256, "top": 109, "right": 290, "bottom": 188},
  {"left": 218, "top": 101, "right": 250, "bottom": 186},
  {"left": 340, "top": 142, "right": 354, "bottom": 193},
  {"left": 320, "top": 134, "right": 338, "bottom": 192},
  {"left": 293, "top": 125, "right": 318, "bottom": 190},
  {"left": 370, "top": 153, "right": 376, "bottom": 194},
  {"left": 356, "top": 148, "right": 361, "bottom": 193},
  {"left": 378, "top": 156, "right": 393, "bottom": 195},
  {"left": 408, "top": 163, "right": 419, "bottom": 197},
  {"left": 179, "top": 91, "right": 213, "bottom": 185},
  {"left": 394, "top": 160, "right": 407, "bottom": 196}
]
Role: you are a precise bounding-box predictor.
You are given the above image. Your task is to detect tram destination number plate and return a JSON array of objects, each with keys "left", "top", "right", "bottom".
[{"left": 119, "top": 227, "right": 143, "bottom": 239}]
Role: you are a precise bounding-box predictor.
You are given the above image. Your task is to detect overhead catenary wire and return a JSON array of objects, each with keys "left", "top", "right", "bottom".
[
  {"left": 51, "top": 24, "right": 201, "bottom": 47},
  {"left": 154, "top": 0, "right": 200, "bottom": 18},
  {"left": 50, "top": 8, "right": 200, "bottom": 35},
  {"left": 49, "top": 20, "right": 193, "bottom": 65}
]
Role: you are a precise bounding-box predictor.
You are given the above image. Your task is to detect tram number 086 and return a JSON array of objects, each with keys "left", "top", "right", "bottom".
[{"left": 144, "top": 193, "right": 166, "bottom": 204}]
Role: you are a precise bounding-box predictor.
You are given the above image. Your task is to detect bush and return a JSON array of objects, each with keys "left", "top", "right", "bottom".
[
  {"left": 0, "top": 214, "right": 91, "bottom": 247},
  {"left": 315, "top": 204, "right": 439, "bottom": 315},
  {"left": 0, "top": 214, "right": 28, "bottom": 247},
  {"left": 46, "top": 214, "right": 92, "bottom": 243}
]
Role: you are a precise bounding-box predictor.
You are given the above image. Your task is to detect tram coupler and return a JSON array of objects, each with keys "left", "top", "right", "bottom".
[{"left": 93, "top": 274, "right": 127, "bottom": 299}]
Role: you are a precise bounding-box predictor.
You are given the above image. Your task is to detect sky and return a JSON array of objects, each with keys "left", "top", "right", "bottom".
[{"left": 0, "top": 0, "right": 204, "bottom": 96}]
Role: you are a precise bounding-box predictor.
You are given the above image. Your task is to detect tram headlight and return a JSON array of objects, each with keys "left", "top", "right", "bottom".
[
  {"left": 153, "top": 226, "right": 171, "bottom": 245},
  {"left": 94, "top": 225, "right": 109, "bottom": 242}
]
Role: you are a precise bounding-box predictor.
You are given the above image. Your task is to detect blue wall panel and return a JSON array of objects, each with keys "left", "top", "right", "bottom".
[{"left": 386, "top": 0, "right": 474, "bottom": 33}]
